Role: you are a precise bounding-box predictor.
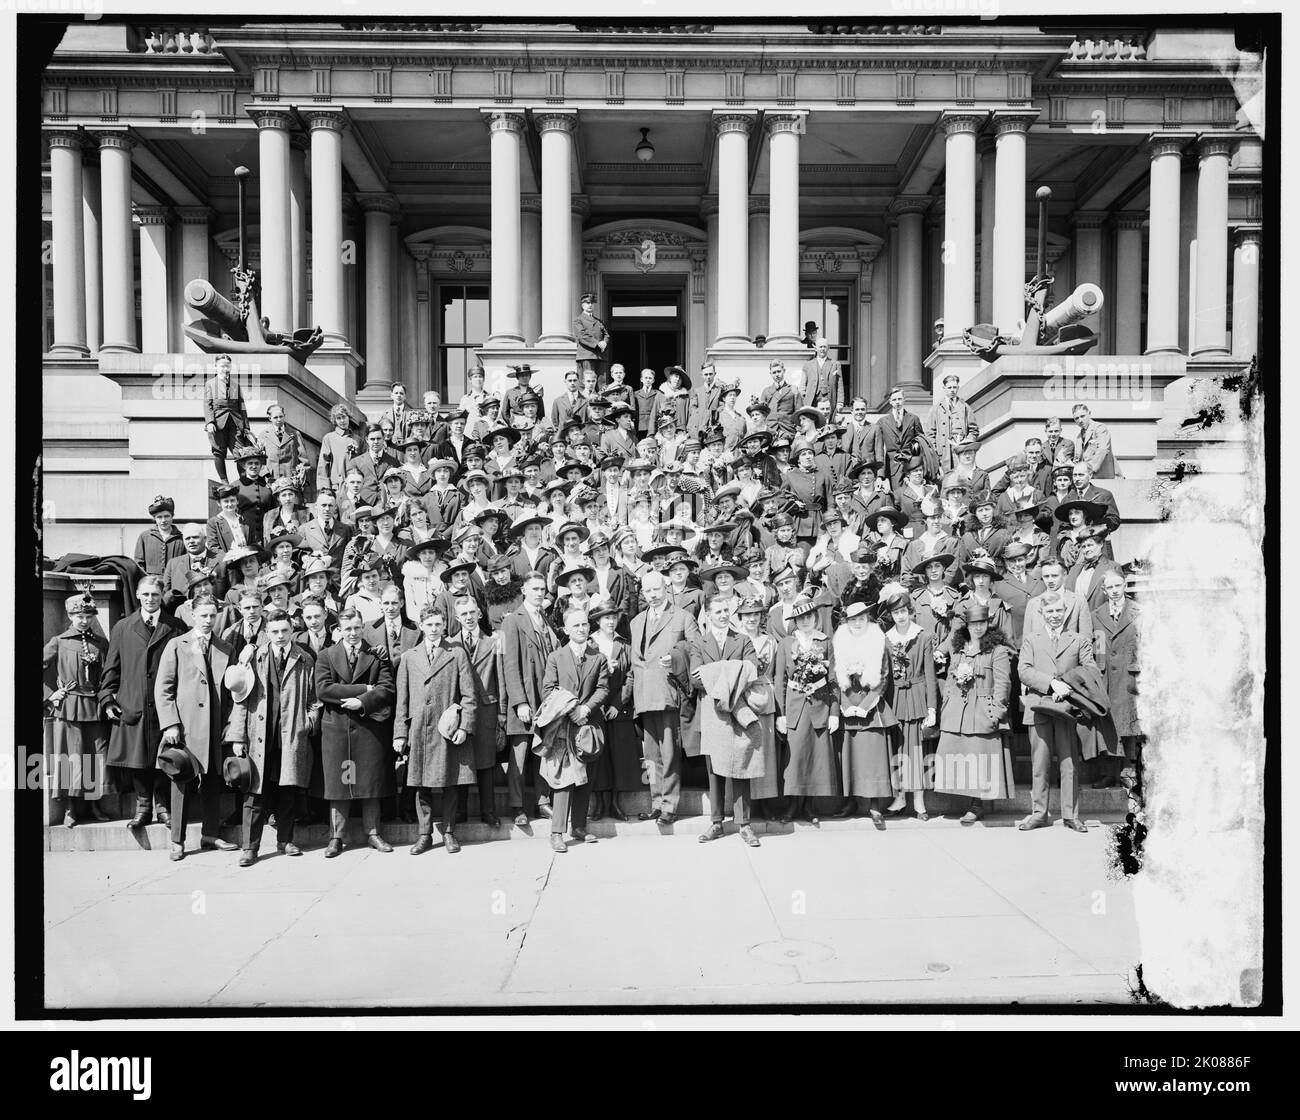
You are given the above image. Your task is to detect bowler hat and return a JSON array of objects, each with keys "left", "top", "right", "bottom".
[
  {"left": 158, "top": 746, "right": 198, "bottom": 785},
  {"left": 223, "top": 754, "right": 253, "bottom": 793}
]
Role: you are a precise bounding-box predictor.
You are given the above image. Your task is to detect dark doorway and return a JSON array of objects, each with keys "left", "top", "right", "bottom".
[{"left": 607, "top": 288, "right": 684, "bottom": 380}]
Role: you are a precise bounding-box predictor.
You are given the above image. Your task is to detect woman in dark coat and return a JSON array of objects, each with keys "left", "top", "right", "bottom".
[
  {"left": 483, "top": 554, "right": 523, "bottom": 632},
  {"left": 44, "top": 593, "right": 112, "bottom": 826},
  {"left": 910, "top": 554, "right": 960, "bottom": 649},
  {"left": 1087, "top": 569, "right": 1143, "bottom": 789},
  {"left": 880, "top": 591, "right": 939, "bottom": 820},
  {"left": 586, "top": 604, "right": 640, "bottom": 821},
  {"left": 830, "top": 602, "right": 896, "bottom": 827},
  {"left": 773, "top": 595, "right": 841, "bottom": 823}
]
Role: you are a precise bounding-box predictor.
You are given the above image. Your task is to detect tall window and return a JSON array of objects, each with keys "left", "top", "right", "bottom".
[
  {"left": 800, "top": 286, "right": 851, "bottom": 398},
  {"left": 438, "top": 284, "right": 490, "bottom": 399}
]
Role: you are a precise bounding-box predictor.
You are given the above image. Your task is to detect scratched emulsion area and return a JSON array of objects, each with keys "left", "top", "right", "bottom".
[{"left": 1133, "top": 396, "right": 1265, "bottom": 1008}]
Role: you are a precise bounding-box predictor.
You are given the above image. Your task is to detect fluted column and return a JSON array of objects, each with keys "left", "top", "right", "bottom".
[
  {"left": 94, "top": 131, "right": 138, "bottom": 353},
  {"left": 889, "top": 196, "right": 930, "bottom": 390},
  {"left": 253, "top": 108, "right": 294, "bottom": 333},
  {"left": 1192, "top": 135, "right": 1233, "bottom": 358},
  {"left": 521, "top": 195, "right": 542, "bottom": 346},
  {"left": 485, "top": 110, "right": 525, "bottom": 344},
  {"left": 1145, "top": 133, "right": 1188, "bottom": 355},
  {"left": 1113, "top": 213, "right": 1145, "bottom": 354},
  {"left": 1232, "top": 224, "right": 1260, "bottom": 359},
  {"left": 977, "top": 135, "right": 995, "bottom": 324},
  {"left": 82, "top": 156, "right": 102, "bottom": 353},
  {"left": 940, "top": 111, "right": 982, "bottom": 346},
  {"left": 47, "top": 131, "right": 89, "bottom": 356},
  {"left": 712, "top": 112, "right": 754, "bottom": 346},
  {"left": 765, "top": 112, "right": 803, "bottom": 346},
  {"left": 306, "top": 111, "right": 348, "bottom": 345},
  {"left": 748, "top": 197, "right": 769, "bottom": 340},
  {"left": 359, "top": 194, "right": 398, "bottom": 392},
  {"left": 536, "top": 112, "right": 576, "bottom": 345},
  {"left": 991, "top": 111, "right": 1038, "bottom": 335},
  {"left": 289, "top": 133, "right": 309, "bottom": 329},
  {"left": 135, "top": 206, "right": 171, "bottom": 352}
]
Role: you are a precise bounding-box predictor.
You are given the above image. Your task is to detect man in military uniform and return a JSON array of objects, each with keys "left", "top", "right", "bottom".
[{"left": 573, "top": 292, "right": 611, "bottom": 380}]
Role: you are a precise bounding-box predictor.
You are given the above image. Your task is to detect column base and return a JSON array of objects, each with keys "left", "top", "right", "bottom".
[
  {"left": 762, "top": 332, "right": 802, "bottom": 348},
  {"left": 475, "top": 344, "right": 577, "bottom": 409},
  {"left": 1190, "top": 345, "right": 1231, "bottom": 360},
  {"left": 1144, "top": 345, "right": 1184, "bottom": 357},
  {"left": 97, "top": 343, "right": 141, "bottom": 355},
  {"left": 535, "top": 333, "right": 577, "bottom": 348},
  {"left": 305, "top": 344, "right": 361, "bottom": 402},
  {"left": 924, "top": 345, "right": 989, "bottom": 398},
  {"left": 703, "top": 345, "right": 814, "bottom": 409},
  {"left": 711, "top": 334, "right": 758, "bottom": 350},
  {"left": 47, "top": 343, "right": 91, "bottom": 358}
]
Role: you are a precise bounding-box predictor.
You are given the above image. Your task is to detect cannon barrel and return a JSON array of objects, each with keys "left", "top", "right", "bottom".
[
  {"left": 184, "top": 278, "right": 243, "bottom": 334},
  {"left": 1042, "top": 283, "right": 1104, "bottom": 333}
]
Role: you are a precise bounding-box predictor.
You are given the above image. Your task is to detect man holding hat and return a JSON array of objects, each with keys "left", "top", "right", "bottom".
[
  {"left": 203, "top": 353, "right": 252, "bottom": 482},
  {"left": 223, "top": 608, "right": 319, "bottom": 864},
  {"left": 928, "top": 372, "right": 979, "bottom": 473},
  {"left": 153, "top": 595, "right": 238, "bottom": 860},
  {"left": 873, "top": 387, "right": 926, "bottom": 495},
  {"left": 501, "top": 364, "right": 545, "bottom": 427},
  {"left": 574, "top": 292, "right": 611, "bottom": 379}
]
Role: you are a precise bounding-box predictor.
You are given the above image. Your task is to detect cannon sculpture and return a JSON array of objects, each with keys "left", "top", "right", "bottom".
[
  {"left": 182, "top": 166, "right": 324, "bottom": 361},
  {"left": 964, "top": 186, "right": 1104, "bottom": 361}
]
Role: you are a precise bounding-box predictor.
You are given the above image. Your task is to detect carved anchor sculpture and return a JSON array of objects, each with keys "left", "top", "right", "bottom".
[
  {"left": 964, "top": 186, "right": 1104, "bottom": 361},
  {"left": 182, "top": 166, "right": 324, "bottom": 362}
]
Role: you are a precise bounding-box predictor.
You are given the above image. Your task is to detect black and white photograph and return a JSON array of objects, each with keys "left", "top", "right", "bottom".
[{"left": 6, "top": 0, "right": 1289, "bottom": 1054}]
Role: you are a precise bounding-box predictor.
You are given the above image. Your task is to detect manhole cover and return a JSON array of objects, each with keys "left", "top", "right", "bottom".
[{"left": 749, "top": 939, "right": 835, "bottom": 965}]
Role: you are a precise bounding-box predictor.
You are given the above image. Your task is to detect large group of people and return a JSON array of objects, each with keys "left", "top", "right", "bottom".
[{"left": 43, "top": 305, "right": 1143, "bottom": 864}]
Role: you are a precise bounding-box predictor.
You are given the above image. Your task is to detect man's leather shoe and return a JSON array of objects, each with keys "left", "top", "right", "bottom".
[
  {"left": 410, "top": 834, "right": 433, "bottom": 855},
  {"left": 698, "top": 823, "right": 725, "bottom": 843},
  {"left": 1063, "top": 819, "right": 1089, "bottom": 833},
  {"left": 738, "top": 825, "right": 761, "bottom": 848},
  {"left": 481, "top": 812, "right": 501, "bottom": 829},
  {"left": 277, "top": 842, "right": 303, "bottom": 856},
  {"left": 549, "top": 834, "right": 567, "bottom": 853},
  {"left": 638, "top": 808, "right": 662, "bottom": 822},
  {"left": 127, "top": 813, "right": 149, "bottom": 830},
  {"left": 537, "top": 802, "right": 553, "bottom": 820},
  {"left": 571, "top": 829, "right": 598, "bottom": 844},
  {"left": 367, "top": 834, "right": 394, "bottom": 852},
  {"left": 324, "top": 838, "right": 344, "bottom": 858},
  {"left": 657, "top": 812, "right": 677, "bottom": 825},
  {"left": 444, "top": 833, "right": 462, "bottom": 854},
  {"left": 201, "top": 837, "right": 238, "bottom": 851},
  {"left": 513, "top": 811, "right": 529, "bottom": 828},
  {"left": 154, "top": 809, "right": 171, "bottom": 827},
  {"left": 239, "top": 850, "right": 257, "bottom": 868},
  {"left": 1017, "top": 815, "right": 1052, "bottom": 831},
  {"left": 169, "top": 844, "right": 185, "bottom": 862}
]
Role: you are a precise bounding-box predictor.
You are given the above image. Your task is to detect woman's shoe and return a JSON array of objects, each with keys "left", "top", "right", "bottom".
[
  {"left": 63, "top": 809, "right": 77, "bottom": 829},
  {"left": 831, "top": 800, "right": 857, "bottom": 819},
  {"left": 86, "top": 803, "right": 113, "bottom": 822},
  {"left": 869, "top": 809, "right": 886, "bottom": 831},
  {"left": 607, "top": 800, "right": 627, "bottom": 822},
  {"left": 915, "top": 811, "right": 930, "bottom": 822},
  {"left": 588, "top": 796, "right": 606, "bottom": 822}
]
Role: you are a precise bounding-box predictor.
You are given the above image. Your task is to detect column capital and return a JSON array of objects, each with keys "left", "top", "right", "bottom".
[
  {"left": 571, "top": 194, "right": 590, "bottom": 219},
  {"left": 1195, "top": 133, "right": 1237, "bottom": 160},
  {"left": 175, "top": 205, "right": 215, "bottom": 226},
  {"left": 1232, "top": 223, "right": 1262, "bottom": 245},
  {"left": 1112, "top": 212, "right": 1146, "bottom": 232},
  {"left": 748, "top": 196, "right": 769, "bottom": 216},
  {"left": 133, "top": 205, "right": 172, "bottom": 227},
  {"left": 45, "top": 129, "right": 87, "bottom": 151},
  {"left": 1070, "top": 210, "right": 1109, "bottom": 230},
  {"left": 249, "top": 106, "right": 294, "bottom": 130},
  {"left": 991, "top": 109, "right": 1040, "bottom": 135},
  {"left": 712, "top": 111, "right": 756, "bottom": 136},
  {"left": 482, "top": 109, "right": 527, "bottom": 134},
  {"left": 356, "top": 192, "right": 399, "bottom": 216},
  {"left": 940, "top": 109, "right": 986, "bottom": 136},
  {"left": 764, "top": 111, "right": 807, "bottom": 136},
  {"left": 888, "top": 195, "right": 932, "bottom": 218},
  {"left": 304, "top": 109, "right": 349, "bottom": 133},
  {"left": 1146, "top": 131, "right": 1193, "bottom": 159},
  {"left": 700, "top": 194, "right": 719, "bottom": 220},
  {"left": 91, "top": 130, "right": 136, "bottom": 151},
  {"left": 535, "top": 110, "right": 578, "bottom": 134},
  {"left": 289, "top": 131, "right": 311, "bottom": 153},
  {"left": 521, "top": 192, "right": 542, "bottom": 214}
]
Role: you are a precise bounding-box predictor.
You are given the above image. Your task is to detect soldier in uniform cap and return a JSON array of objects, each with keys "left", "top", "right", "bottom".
[{"left": 573, "top": 292, "right": 611, "bottom": 379}]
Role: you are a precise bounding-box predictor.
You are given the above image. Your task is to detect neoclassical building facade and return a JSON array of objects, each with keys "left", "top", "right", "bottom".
[{"left": 39, "top": 19, "right": 1264, "bottom": 559}]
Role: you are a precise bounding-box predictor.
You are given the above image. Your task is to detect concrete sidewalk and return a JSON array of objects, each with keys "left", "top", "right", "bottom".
[{"left": 44, "top": 823, "right": 1139, "bottom": 1009}]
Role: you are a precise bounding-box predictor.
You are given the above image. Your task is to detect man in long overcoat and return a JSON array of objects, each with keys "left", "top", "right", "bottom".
[
  {"left": 451, "top": 599, "right": 503, "bottom": 829},
  {"left": 99, "top": 576, "right": 187, "bottom": 828},
  {"left": 500, "top": 571, "right": 558, "bottom": 824},
  {"left": 224, "top": 609, "right": 320, "bottom": 864},
  {"left": 314, "top": 606, "right": 396, "bottom": 856},
  {"left": 928, "top": 372, "right": 979, "bottom": 473},
  {"left": 872, "top": 387, "right": 925, "bottom": 494},
  {"left": 394, "top": 605, "right": 479, "bottom": 855}
]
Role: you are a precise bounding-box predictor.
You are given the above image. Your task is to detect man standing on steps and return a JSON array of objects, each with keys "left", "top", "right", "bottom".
[
  {"left": 573, "top": 292, "right": 611, "bottom": 382},
  {"left": 500, "top": 571, "right": 558, "bottom": 825},
  {"left": 203, "top": 354, "right": 252, "bottom": 483},
  {"left": 630, "top": 571, "right": 699, "bottom": 827}
]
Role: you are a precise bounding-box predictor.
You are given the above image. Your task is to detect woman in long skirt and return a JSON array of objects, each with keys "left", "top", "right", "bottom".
[
  {"left": 43, "top": 593, "right": 112, "bottom": 826},
  {"left": 933, "top": 602, "right": 1013, "bottom": 824},
  {"left": 738, "top": 596, "right": 780, "bottom": 817},
  {"left": 587, "top": 604, "right": 641, "bottom": 821},
  {"left": 879, "top": 591, "right": 939, "bottom": 820},
  {"left": 773, "top": 596, "right": 841, "bottom": 823},
  {"left": 831, "top": 601, "right": 896, "bottom": 828}
]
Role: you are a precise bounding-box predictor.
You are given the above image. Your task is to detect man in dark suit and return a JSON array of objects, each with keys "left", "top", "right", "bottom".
[
  {"left": 203, "top": 354, "right": 252, "bottom": 482},
  {"left": 99, "top": 576, "right": 188, "bottom": 828},
  {"left": 689, "top": 594, "right": 760, "bottom": 846},
  {"left": 346, "top": 427, "right": 401, "bottom": 506},
  {"left": 1065, "top": 528, "right": 1124, "bottom": 619},
  {"left": 1071, "top": 462, "right": 1121, "bottom": 558},
  {"left": 759, "top": 360, "right": 798, "bottom": 433},
  {"left": 573, "top": 292, "right": 610, "bottom": 379},
  {"left": 928, "top": 371, "right": 979, "bottom": 473},
  {"left": 843, "top": 397, "right": 875, "bottom": 461},
  {"left": 549, "top": 369, "right": 585, "bottom": 433},
  {"left": 1042, "top": 416, "right": 1077, "bottom": 467},
  {"left": 1017, "top": 591, "right": 1098, "bottom": 833},
  {"left": 500, "top": 572, "right": 558, "bottom": 825},
  {"left": 378, "top": 383, "right": 416, "bottom": 445},
  {"left": 630, "top": 571, "right": 699, "bottom": 826},
  {"left": 686, "top": 361, "right": 722, "bottom": 437},
  {"left": 164, "top": 523, "right": 226, "bottom": 609},
  {"left": 365, "top": 585, "right": 420, "bottom": 662},
  {"left": 872, "top": 387, "right": 925, "bottom": 494},
  {"left": 798, "top": 338, "right": 842, "bottom": 420},
  {"left": 299, "top": 492, "right": 354, "bottom": 571}
]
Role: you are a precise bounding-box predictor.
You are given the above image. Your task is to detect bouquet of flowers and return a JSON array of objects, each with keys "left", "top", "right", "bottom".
[
  {"left": 888, "top": 641, "right": 911, "bottom": 681},
  {"left": 788, "top": 644, "right": 830, "bottom": 698},
  {"left": 952, "top": 657, "right": 976, "bottom": 694}
]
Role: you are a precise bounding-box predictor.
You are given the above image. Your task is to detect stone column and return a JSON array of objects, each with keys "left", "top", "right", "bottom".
[
  {"left": 253, "top": 108, "right": 293, "bottom": 333},
  {"left": 1191, "top": 135, "right": 1233, "bottom": 358},
  {"left": 136, "top": 207, "right": 171, "bottom": 353},
  {"left": 701, "top": 195, "right": 719, "bottom": 349},
  {"left": 82, "top": 156, "right": 102, "bottom": 354},
  {"left": 748, "top": 197, "right": 769, "bottom": 340},
  {"left": 889, "top": 196, "right": 930, "bottom": 390},
  {"left": 359, "top": 194, "right": 398, "bottom": 394},
  {"left": 712, "top": 112, "right": 753, "bottom": 346},
  {"left": 765, "top": 112, "right": 804, "bottom": 346},
  {"left": 176, "top": 207, "right": 213, "bottom": 354},
  {"left": 47, "top": 131, "right": 88, "bottom": 356},
  {"left": 536, "top": 112, "right": 576, "bottom": 345},
  {"left": 408, "top": 245, "right": 434, "bottom": 393},
  {"left": 1112, "top": 213, "right": 1145, "bottom": 355},
  {"left": 571, "top": 196, "right": 589, "bottom": 342},
  {"left": 306, "top": 111, "right": 348, "bottom": 345},
  {"left": 1070, "top": 210, "right": 1107, "bottom": 351},
  {"left": 399, "top": 248, "right": 418, "bottom": 391},
  {"left": 977, "top": 135, "right": 996, "bottom": 324},
  {"left": 856, "top": 243, "right": 880, "bottom": 405},
  {"left": 521, "top": 194, "right": 542, "bottom": 346},
  {"left": 991, "top": 110, "right": 1038, "bottom": 335},
  {"left": 1145, "top": 133, "right": 1188, "bottom": 355},
  {"left": 940, "top": 111, "right": 982, "bottom": 346},
  {"left": 289, "top": 133, "right": 309, "bottom": 330},
  {"left": 1231, "top": 224, "right": 1260, "bottom": 359},
  {"left": 94, "top": 131, "right": 138, "bottom": 354},
  {"left": 484, "top": 110, "right": 525, "bottom": 344}
]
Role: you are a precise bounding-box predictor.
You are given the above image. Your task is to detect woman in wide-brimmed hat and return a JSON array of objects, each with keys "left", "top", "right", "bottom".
[
  {"left": 869, "top": 506, "right": 910, "bottom": 581},
  {"left": 1004, "top": 496, "right": 1052, "bottom": 576},
  {"left": 585, "top": 601, "right": 639, "bottom": 822},
  {"left": 773, "top": 595, "right": 841, "bottom": 824},
  {"left": 395, "top": 436, "right": 433, "bottom": 498},
  {"left": 901, "top": 497, "right": 960, "bottom": 585},
  {"left": 954, "top": 553, "right": 1012, "bottom": 637},
  {"left": 910, "top": 552, "right": 960, "bottom": 649},
  {"left": 831, "top": 600, "right": 897, "bottom": 827},
  {"left": 736, "top": 595, "right": 781, "bottom": 818},
  {"left": 545, "top": 521, "right": 591, "bottom": 594},
  {"left": 1053, "top": 498, "right": 1108, "bottom": 569},
  {"left": 879, "top": 590, "right": 939, "bottom": 821}
]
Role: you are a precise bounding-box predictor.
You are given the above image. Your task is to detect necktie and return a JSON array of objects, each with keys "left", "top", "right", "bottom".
[
  {"left": 245, "top": 623, "right": 254, "bottom": 641},
  {"left": 145, "top": 616, "right": 155, "bottom": 632},
  {"left": 278, "top": 648, "right": 288, "bottom": 672},
  {"left": 347, "top": 644, "right": 358, "bottom": 669}
]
